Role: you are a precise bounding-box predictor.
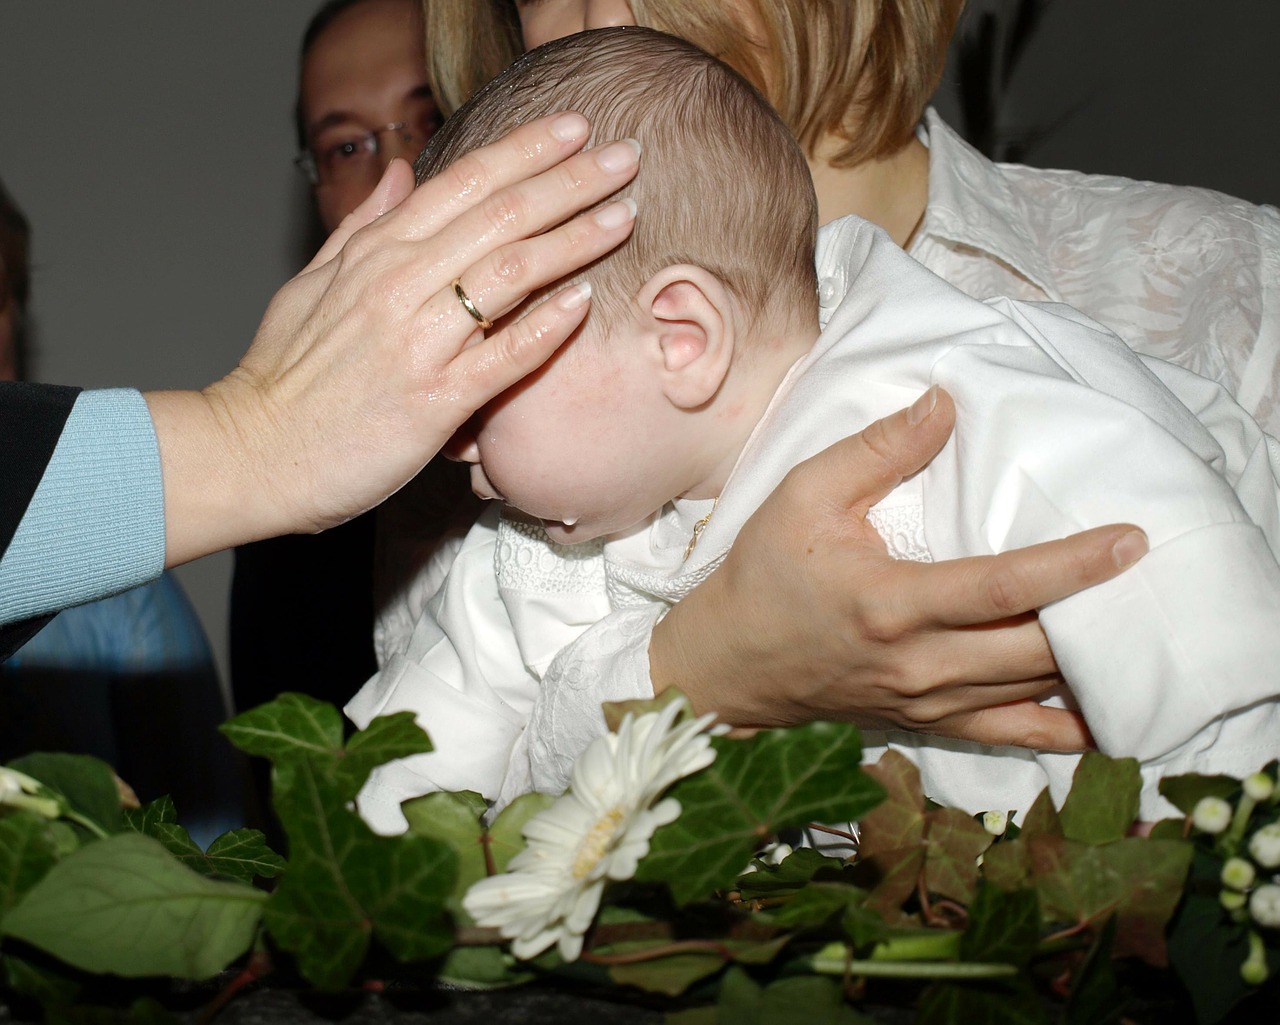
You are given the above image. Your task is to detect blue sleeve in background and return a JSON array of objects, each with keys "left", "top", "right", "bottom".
[{"left": 0, "top": 388, "right": 166, "bottom": 626}]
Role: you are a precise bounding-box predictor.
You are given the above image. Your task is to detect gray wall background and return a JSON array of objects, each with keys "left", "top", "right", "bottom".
[{"left": 1, "top": 1, "right": 1276, "bottom": 703}]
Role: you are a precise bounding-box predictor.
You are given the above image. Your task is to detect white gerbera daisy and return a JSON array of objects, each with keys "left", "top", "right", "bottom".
[{"left": 463, "top": 699, "right": 716, "bottom": 961}]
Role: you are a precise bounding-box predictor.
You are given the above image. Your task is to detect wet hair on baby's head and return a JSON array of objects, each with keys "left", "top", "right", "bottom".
[{"left": 416, "top": 26, "right": 818, "bottom": 336}]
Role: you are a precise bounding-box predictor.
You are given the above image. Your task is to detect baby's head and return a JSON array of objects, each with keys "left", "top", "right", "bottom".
[{"left": 424, "top": 26, "right": 820, "bottom": 543}]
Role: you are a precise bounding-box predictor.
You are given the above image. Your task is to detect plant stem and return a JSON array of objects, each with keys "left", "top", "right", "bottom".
[
  {"left": 198, "top": 949, "right": 273, "bottom": 1025},
  {"left": 803, "top": 941, "right": 1016, "bottom": 980},
  {"left": 64, "top": 809, "right": 110, "bottom": 840}
]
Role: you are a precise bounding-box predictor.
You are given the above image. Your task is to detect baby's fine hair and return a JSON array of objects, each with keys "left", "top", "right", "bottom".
[{"left": 415, "top": 26, "right": 818, "bottom": 335}]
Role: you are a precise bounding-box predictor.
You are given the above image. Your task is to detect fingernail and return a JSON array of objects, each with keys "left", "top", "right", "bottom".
[
  {"left": 549, "top": 113, "right": 589, "bottom": 142},
  {"left": 907, "top": 386, "right": 937, "bottom": 425},
  {"left": 1111, "top": 529, "right": 1148, "bottom": 568},
  {"left": 594, "top": 198, "right": 637, "bottom": 229},
  {"left": 556, "top": 282, "right": 592, "bottom": 310},
  {"left": 595, "top": 138, "right": 642, "bottom": 173}
]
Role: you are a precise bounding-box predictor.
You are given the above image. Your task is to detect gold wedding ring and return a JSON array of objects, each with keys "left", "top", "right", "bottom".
[{"left": 452, "top": 278, "right": 493, "bottom": 330}]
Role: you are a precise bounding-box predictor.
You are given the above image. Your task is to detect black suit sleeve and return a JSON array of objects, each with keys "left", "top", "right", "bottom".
[{"left": 1, "top": 381, "right": 83, "bottom": 659}]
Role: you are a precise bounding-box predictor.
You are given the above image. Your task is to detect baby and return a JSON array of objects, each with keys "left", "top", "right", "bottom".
[{"left": 348, "top": 27, "right": 1280, "bottom": 832}]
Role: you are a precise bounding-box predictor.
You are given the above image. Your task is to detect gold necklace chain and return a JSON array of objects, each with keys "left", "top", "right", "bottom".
[{"left": 683, "top": 498, "right": 719, "bottom": 562}]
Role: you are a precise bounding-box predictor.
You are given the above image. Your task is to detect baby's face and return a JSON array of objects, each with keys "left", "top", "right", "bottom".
[{"left": 444, "top": 320, "right": 684, "bottom": 544}]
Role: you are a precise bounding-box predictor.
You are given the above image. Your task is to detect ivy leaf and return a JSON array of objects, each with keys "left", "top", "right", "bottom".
[
  {"left": 1058, "top": 754, "right": 1140, "bottom": 844},
  {"left": 125, "top": 805, "right": 283, "bottom": 885},
  {"left": 2, "top": 833, "right": 265, "bottom": 979},
  {"left": 638, "top": 723, "right": 884, "bottom": 905},
  {"left": 609, "top": 953, "right": 726, "bottom": 996},
  {"left": 853, "top": 753, "right": 991, "bottom": 912},
  {"left": 924, "top": 807, "right": 992, "bottom": 905},
  {"left": 143, "top": 821, "right": 207, "bottom": 872},
  {"left": 1029, "top": 835, "right": 1192, "bottom": 965},
  {"left": 1065, "top": 914, "right": 1122, "bottom": 1025},
  {"left": 718, "top": 966, "right": 873, "bottom": 1024},
  {"left": 263, "top": 756, "right": 456, "bottom": 989},
  {"left": 1019, "top": 789, "right": 1063, "bottom": 838},
  {"left": 605, "top": 932, "right": 788, "bottom": 994},
  {"left": 123, "top": 795, "right": 178, "bottom": 833},
  {"left": 735, "top": 848, "right": 851, "bottom": 900},
  {"left": 860, "top": 846, "right": 924, "bottom": 919},
  {"left": 769, "top": 882, "right": 867, "bottom": 929},
  {"left": 842, "top": 900, "right": 893, "bottom": 950},
  {"left": 203, "top": 829, "right": 285, "bottom": 883},
  {"left": 857, "top": 751, "right": 926, "bottom": 858},
  {"left": 0, "top": 811, "right": 61, "bottom": 925},
  {"left": 960, "top": 885, "right": 1039, "bottom": 969},
  {"left": 1158, "top": 773, "right": 1240, "bottom": 816},
  {"left": 488, "top": 791, "right": 555, "bottom": 874},
  {"left": 8, "top": 753, "right": 123, "bottom": 836},
  {"left": 436, "top": 945, "right": 534, "bottom": 989},
  {"left": 917, "top": 979, "right": 1049, "bottom": 1025},
  {"left": 218, "top": 692, "right": 344, "bottom": 761},
  {"left": 334, "top": 711, "right": 432, "bottom": 800},
  {"left": 404, "top": 790, "right": 553, "bottom": 912}
]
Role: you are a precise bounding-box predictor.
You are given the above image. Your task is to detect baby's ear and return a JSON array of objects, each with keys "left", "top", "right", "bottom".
[{"left": 639, "top": 265, "right": 736, "bottom": 410}]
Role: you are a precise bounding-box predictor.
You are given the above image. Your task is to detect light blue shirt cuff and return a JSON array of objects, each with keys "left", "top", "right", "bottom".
[{"left": 0, "top": 388, "right": 166, "bottom": 624}]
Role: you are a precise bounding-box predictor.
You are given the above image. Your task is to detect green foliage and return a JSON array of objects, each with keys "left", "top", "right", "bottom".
[
  {"left": 1, "top": 698, "right": 1271, "bottom": 1025},
  {"left": 225, "top": 697, "right": 455, "bottom": 990},
  {"left": 2, "top": 834, "right": 265, "bottom": 979},
  {"left": 217, "top": 691, "right": 346, "bottom": 760},
  {"left": 855, "top": 751, "right": 993, "bottom": 914},
  {"left": 125, "top": 798, "right": 283, "bottom": 884},
  {"left": 959, "top": 886, "right": 1040, "bottom": 969},
  {"left": 736, "top": 847, "right": 851, "bottom": 900},
  {"left": 8, "top": 753, "right": 124, "bottom": 836},
  {"left": 0, "top": 812, "right": 61, "bottom": 924},
  {"left": 636, "top": 722, "right": 885, "bottom": 904},
  {"left": 916, "top": 978, "right": 1048, "bottom": 1025},
  {"left": 716, "top": 966, "right": 873, "bottom": 1025},
  {"left": 1159, "top": 773, "right": 1241, "bottom": 816},
  {"left": 1058, "top": 753, "right": 1140, "bottom": 844},
  {"left": 403, "top": 788, "right": 554, "bottom": 910}
]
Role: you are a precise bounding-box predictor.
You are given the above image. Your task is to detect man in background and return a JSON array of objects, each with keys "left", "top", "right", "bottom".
[{"left": 230, "top": 0, "right": 450, "bottom": 777}]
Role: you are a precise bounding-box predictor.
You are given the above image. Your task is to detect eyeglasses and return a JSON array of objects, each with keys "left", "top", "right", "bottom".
[{"left": 294, "top": 119, "right": 435, "bottom": 186}]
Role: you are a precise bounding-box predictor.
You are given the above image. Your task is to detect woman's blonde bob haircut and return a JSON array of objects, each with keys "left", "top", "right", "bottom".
[{"left": 423, "top": 0, "right": 965, "bottom": 167}]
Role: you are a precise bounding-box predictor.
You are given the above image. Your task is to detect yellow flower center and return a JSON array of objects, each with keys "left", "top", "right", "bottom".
[{"left": 572, "top": 807, "right": 626, "bottom": 880}]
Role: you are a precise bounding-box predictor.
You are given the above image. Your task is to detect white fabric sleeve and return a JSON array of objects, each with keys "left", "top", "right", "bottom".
[
  {"left": 346, "top": 507, "right": 539, "bottom": 833},
  {"left": 924, "top": 303, "right": 1280, "bottom": 816},
  {"left": 499, "top": 602, "right": 664, "bottom": 805}
]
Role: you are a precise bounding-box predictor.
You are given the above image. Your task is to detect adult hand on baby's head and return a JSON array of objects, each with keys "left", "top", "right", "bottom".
[
  {"left": 151, "top": 114, "right": 640, "bottom": 567},
  {"left": 652, "top": 386, "right": 1147, "bottom": 752}
]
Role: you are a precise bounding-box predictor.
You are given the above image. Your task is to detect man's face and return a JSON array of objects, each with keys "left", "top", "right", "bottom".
[{"left": 299, "top": 0, "right": 439, "bottom": 232}]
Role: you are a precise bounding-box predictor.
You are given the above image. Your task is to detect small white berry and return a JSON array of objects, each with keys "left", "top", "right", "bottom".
[
  {"left": 982, "top": 810, "right": 1008, "bottom": 836},
  {"left": 1249, "top": 823, "right": 1280, "bottom": 870},
  {"left": 1193, "top": 796, "right": 1233, "bottom": 834},
  {"left": 1244, "top": 773, "right": 1276, "bottom": 803},
  {"left": 1223, "top": 857, "right": 1257, "bottom": 891},
  {"left": 1249, "top": 884, "right": 1280, "bottom": 929}
]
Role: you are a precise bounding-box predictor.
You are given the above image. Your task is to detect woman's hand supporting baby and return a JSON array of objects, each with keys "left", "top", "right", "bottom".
[{"left": 651, "top": 387, "right": 1148, "bottom": 751}]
